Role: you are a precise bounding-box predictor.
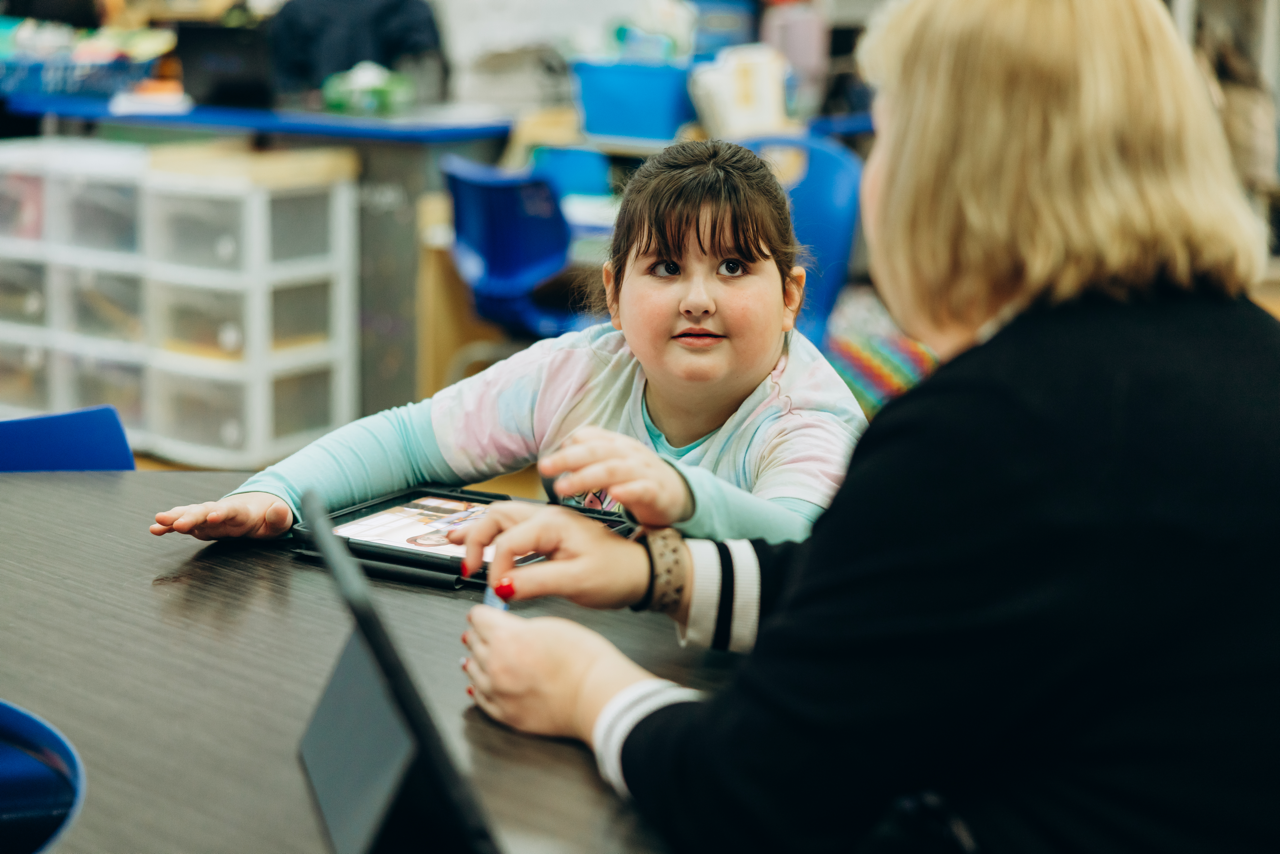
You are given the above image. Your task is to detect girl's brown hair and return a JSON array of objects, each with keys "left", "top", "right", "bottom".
[{"left": 587, "top": 140, "right": 803, "bottom": 313}]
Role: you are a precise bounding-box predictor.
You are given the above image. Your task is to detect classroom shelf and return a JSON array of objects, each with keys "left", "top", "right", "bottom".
[{"left": 0, "top": 137, "right": 360, "bottom": 469}]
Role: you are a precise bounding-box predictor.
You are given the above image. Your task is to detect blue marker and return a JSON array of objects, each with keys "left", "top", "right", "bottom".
[{"left": 483, "top": 583, "right": 508, "bottom": 611}]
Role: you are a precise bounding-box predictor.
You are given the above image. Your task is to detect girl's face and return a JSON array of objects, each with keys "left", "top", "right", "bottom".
[{"left": 603, "top": 229, "right": 803, "bottom": 398}]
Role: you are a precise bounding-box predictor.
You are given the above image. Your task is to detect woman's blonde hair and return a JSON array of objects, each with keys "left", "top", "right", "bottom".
[{"left": 859, "top": 0, "right": 1269, "bottom": 325}]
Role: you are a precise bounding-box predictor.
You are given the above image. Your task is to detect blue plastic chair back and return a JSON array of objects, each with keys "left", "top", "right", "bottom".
[
  {"left": 530, "top": 147, "right": 612, "bottom": 198},
  {"left": 0, "top": 405, "right": 134, "bottom": 472},
  {"left": 742, "top": 136, "right": 862, "bottom": 347},
  {"left": 440, "top": 154, "right": 571, "bottom": 302},
  {"left": 441, "top": 154, "right": 598, "bottom": 340}
]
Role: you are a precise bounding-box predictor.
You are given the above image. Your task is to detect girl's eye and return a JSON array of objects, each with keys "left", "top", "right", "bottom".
[
  {"left": 651, "top": 260, "right": 680, "bottom": 278},
  {"left": 718, "top": 259, "right": 747, "bottom": 277}
]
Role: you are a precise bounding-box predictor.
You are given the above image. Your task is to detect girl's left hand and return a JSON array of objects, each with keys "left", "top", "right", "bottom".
[
  {"left": 539, "top": 426, "right": 694, "bottom": 527},
  {"left": 461, "top": 605, "right": 655, "bottom": 743}
]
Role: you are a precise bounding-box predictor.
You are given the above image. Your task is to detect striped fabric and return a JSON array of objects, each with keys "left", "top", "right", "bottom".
[
  {"left": 826, "top": 333, "right": 937, "bottom": 417},
  {"left": 823, "top": 285, "right": 937, "bottom": 417}
]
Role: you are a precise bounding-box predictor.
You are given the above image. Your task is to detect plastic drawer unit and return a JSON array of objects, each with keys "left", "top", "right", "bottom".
[
  {"left": 150, "top": 369, "right": 248, "bottom": 451},
  {"left": 0, "top": 138, "right": 359, "bottom": 467},
  {"left": 58, "top": 266, "right": 145, "bottom": 343},
  {"left": 64, "top": 353, "right": 145, "bottom": 429},
  {"left": 138, "top": 143, "right": 358, "bottom": 468},
  {"left": 42, "top": 139, "right": 148, "bottom": 260},
  {"left": 0, "top": 140, "right": 45, "bottom": 243},
  {"left": 0, "top": 259, "right": 46, "bottom": 326},
  {"left": 0, "top": 341, "right": 48, "bottom": 412}
]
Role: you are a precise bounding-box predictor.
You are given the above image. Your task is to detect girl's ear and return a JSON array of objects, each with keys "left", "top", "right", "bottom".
[
  {"left": 781, "top": 266, "right": 806, "bottom": 332},
  {"left": 602, "top": 262, "right": 622, "bottom": 330}
]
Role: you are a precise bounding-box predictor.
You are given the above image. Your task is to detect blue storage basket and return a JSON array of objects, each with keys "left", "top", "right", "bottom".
[
  {"left": 571, "top": 61, "right": 696, "bottom": 141},
  {"left": 0, "top": 57, "right": 155, "bottom": 96}
]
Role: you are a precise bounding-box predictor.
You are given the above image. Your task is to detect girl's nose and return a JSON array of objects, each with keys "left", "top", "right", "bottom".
[{"left": 680, "top": 274, "right": 716, "bottom": 316}]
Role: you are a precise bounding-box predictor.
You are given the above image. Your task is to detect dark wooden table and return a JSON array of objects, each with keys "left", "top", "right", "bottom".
[{"left": 0, "top": 472, "right": 737, "bottom": 853}]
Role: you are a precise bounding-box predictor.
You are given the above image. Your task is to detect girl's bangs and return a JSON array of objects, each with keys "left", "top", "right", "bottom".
[{"left": 632, "top": 186, "right": 774, "bottom": 265}]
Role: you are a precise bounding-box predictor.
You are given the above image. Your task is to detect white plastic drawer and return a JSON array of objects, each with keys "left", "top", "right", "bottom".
[
  {"left": 0, "top": 343, "right": 48, "bottom": 410},
  {"left": 272, "top": 280, "right": 331, "bottom": 350},
  {"left": 67, "top": 355, "right": 144, "bottom": 428},
  {"left": 270, "top": 191, "right": 331, "bottom": 262},
  {"left": 0, "top": 173, "right": 43, "bottom": 239},
  {"left": 152, "top": 283, "right": 244, "bottom": 360},
  {"left": 274, "top": 368, "right": 332, "bottom": 438},
  {"left": 62, "top": 267, "right": 144, "bottom": 342},
  {"left": 49, "top": 177, "right": 140, "bottom": 253},
  {"left": 153, "top": 371, "right": 246, "bottom": 450},
  {"left": 149, "top": 193, "right": 243, "bottom": 270},
  {"left": 0, "top": 260, "right": 46, "bottom": 326}
]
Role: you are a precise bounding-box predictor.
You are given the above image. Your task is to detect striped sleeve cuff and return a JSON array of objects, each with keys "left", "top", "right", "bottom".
[
  {"left": 592, "top": 679, "right": 704, "bottom": 798},
  {"left": 677, "top": 538, "right": 761, "bottom": 653}
]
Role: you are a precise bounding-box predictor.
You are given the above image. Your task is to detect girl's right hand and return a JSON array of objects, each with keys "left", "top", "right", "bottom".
[
  {"left": 447, "top": 501, "right": 650, "bottom": 609},
  {"left": 150, "top": 492, "right": 294, "bottom": 540},
  {"left": 538, "top": 427, "right": 694, "bottom": 527}
]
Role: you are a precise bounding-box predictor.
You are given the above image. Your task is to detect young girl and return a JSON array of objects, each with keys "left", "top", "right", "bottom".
[{"left": 151, "top": 140, "right": 867, "bottom": 545}]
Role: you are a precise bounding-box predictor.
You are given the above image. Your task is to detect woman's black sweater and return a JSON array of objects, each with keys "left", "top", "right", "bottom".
[{"left": 621, "top": 287, "right": 1280, "bottom": 853}]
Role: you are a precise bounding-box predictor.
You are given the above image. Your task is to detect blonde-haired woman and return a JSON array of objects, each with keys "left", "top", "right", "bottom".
[{"left": 453, "top": 0, "right": 1280, "bottom": 850}]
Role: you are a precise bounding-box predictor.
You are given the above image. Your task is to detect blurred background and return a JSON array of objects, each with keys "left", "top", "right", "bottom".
[{"left": 0, "top": 0, "right": 1275, "bottom": 484}]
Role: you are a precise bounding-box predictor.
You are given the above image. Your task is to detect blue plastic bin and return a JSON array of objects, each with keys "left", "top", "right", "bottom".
[{"left": 572, "top": 61, "right": 696, "bottom": 141}]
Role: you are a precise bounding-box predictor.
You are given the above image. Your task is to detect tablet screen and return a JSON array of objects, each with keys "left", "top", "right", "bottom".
[{"left": 333, "top": 496, "right": 495, "bottom": 562}]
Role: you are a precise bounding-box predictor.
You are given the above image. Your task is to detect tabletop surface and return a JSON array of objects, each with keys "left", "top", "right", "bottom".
[
  {"left": 0, "top": 472, "right": 736, "bottom": 853},
  {"left": 4, "top": 94, "right": 514, "bottom": 144}
]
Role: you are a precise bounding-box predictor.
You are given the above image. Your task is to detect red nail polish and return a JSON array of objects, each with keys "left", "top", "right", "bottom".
[
  {"left": 461, "top": 632, "right": 467, "bottom": 645},
  {"left": 460, "top": 562, "right": 470, "bottom": 578},
  {"left": 466, "top": 685, "right": 474, "bottom": 697},
  {"left": 494, "top": 578, "right": 515, "bottom": 601}
]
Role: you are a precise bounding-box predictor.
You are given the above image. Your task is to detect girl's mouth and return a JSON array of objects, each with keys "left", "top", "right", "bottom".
[{"left": 673, "top": 329, "right": 725, "bottom": 348}]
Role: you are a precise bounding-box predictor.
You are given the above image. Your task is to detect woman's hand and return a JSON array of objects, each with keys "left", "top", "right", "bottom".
[
  {"left": 539, "top": 427, "right": 694, "bottom": 527},
  {"left": 446, "top": 501, "right": 649, "bottom": 608},
  {"left": 461, "top": 606, "right": 654, "bottom": 743},
  {"left": 150, "top": 492, "right": 294, "bottom": 540}
]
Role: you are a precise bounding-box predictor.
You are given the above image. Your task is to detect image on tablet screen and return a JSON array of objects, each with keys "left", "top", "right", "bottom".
[{"left": 332, "top": 497, "right": 495, "bottom": 562}]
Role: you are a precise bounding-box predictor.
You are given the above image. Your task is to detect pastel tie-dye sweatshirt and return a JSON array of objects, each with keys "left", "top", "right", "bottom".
[{"left": 231, "top": 324, "right": 866, "bottom": 543}]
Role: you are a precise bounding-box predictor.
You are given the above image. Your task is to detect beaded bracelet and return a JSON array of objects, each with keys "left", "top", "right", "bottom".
[{"left": 629, "top": 528, "right": 687, "bottom": 615}]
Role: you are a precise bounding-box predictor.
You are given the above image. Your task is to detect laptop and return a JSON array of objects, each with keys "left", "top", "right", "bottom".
[{"left": 298, "top": 490, "right": 501, "bottom": 854}]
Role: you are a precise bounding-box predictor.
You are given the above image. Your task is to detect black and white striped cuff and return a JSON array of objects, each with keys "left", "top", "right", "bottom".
[
  {"left": 592, "top": 679, "right": 704, "bottom": 798},
  {"left": 678, "top": 539, "right": 760, "bottom": 653}
]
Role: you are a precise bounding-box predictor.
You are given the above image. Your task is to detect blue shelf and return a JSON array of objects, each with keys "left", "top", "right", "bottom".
[{"left": 4, "top": 93, "right": 513, "bottom": 144}]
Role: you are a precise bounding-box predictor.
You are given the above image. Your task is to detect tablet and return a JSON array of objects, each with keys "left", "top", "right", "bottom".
[
  {"left": 298, "top": 491, "right": 501, "bottom": 854},
  {"left": 293, "top": 486, "right": 634, "bottom": 573}
]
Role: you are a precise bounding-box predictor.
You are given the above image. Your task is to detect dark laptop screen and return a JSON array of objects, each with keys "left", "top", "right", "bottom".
[{"left": 300, "top": 630, "right": 418, "bottom": 854}]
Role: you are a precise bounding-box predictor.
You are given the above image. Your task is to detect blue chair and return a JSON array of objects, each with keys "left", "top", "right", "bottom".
[
  {"left": 0, "top": 405, "right": 134, "bottom": 472},
  {"left": 808, "top": 111, "right": 874, "bottom": 139},
  {"left": 0, "top": 700, "right": 85, "bottom": 853},
  {"left": 530, "top": 146, "right": 613, "bottom": 198},
  {"left": 742, "top": 135, "right": 863, "bottom": 348},
  {"left": 440, "top": 154, "right": 602, "bottom": 381}
]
